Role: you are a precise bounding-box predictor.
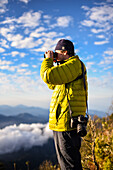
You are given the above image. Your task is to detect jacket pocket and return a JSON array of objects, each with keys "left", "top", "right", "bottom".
[{"left": 56, "top": 104, "right": 61, "bottom": 120}]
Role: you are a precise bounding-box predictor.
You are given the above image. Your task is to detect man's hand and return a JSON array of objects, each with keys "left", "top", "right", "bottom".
[{"left": 45, "top": 51, "right": 54, "bottom": 59}]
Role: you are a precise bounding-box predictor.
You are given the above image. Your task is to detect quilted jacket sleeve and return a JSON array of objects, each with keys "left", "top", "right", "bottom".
[
  {"left": 47, "top": 83, "right": 56, "bottom": 90},
  {"left": 40, "top": 57, "right": 83, "bottom": 85}
]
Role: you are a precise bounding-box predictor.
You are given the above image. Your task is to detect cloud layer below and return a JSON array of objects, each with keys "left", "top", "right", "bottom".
[{"left": 0, "top": 123, "right": 52, "bottom": 154}]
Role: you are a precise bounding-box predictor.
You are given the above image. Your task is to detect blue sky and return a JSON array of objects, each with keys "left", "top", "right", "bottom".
[{"left": 0, "top": 0, "right": 113, "bottom": 112}]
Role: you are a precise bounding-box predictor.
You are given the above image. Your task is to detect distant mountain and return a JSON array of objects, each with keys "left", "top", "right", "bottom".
[
  {"left": 0, "top": 105, "right": 107, "bottom": 119},
  {"left": 0, "top": 105, "right": 106, "bottom": 117},
  {"left": 0, "top": 113, "right": 48, "bottom": 129},
  {"left": 89, "top": 109, "right": 107, "bottom": 118},
  {"left": 0, "top": 105, "right": 49, "bottom": 117}
]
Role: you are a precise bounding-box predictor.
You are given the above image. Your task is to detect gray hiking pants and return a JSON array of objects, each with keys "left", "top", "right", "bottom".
[{"left": 53, "top": 130, "right": 82, "bottom": 170}]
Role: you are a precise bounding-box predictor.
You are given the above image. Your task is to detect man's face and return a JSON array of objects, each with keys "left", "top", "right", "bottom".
[{"left": 55, "top": 50, "right": 70, "bottom": 61}]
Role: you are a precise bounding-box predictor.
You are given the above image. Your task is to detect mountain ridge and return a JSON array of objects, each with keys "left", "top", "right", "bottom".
[
  {"left": 0, "top": 113, "right": 48, "bottom": 129},
  {"left": 0, "top": 105, "right": 107, "bottom": 129},
  {"left": 0, "top": 105, "right": 49, "bottom": 117},
  {"left": 0, "top": 105, "right": 106, "bottom": 117}
]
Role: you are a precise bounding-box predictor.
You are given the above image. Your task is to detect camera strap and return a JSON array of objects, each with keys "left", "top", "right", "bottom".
[{"left": 66, "top": 59, "right": 89, "bottom": 119}]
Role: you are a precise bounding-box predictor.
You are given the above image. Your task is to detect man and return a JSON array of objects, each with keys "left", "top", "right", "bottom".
[{"left": 40, "top": 39, "right": 88, "bottom": 170}]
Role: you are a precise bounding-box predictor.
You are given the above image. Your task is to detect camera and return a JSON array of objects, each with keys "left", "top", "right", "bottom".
[
  {"left": 44, "top": 52, "right": 58, "bottom": 61},
  {"left": 70, "top": 115, "right": 88, "bottom": 137}
]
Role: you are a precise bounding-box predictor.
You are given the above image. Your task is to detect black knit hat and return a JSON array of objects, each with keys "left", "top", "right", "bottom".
[{"left": 55, "top": 39, "right": 74, "bottom": 54}]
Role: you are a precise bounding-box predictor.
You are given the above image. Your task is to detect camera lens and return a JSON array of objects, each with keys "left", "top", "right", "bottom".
[
  {"left": 78, "top": 115, "right": 84, "bottom": 122},
  {"left": 77, "top": 124, "right": 87, "bottom": 137},
  {"left": 53, "top": 52, "right": 58, "bottom": 59}
]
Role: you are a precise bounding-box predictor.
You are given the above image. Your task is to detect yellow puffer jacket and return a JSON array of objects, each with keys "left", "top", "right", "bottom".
[{"left": 40, "top": 55, "right": 88, "bottom": 131}]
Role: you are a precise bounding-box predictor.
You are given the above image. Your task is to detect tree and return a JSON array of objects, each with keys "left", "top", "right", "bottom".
[
  {"left": 26, "top": 161, "right": 30, "bottom": 170},
  {"left": 39, "top": 160, "right": 60, "bottom": 170},
  {"left": 81, "top": 113, "right": 113, "bottom": 170},
  {"left": 13, "top": 163, "right": 16, "bottom": 170}
]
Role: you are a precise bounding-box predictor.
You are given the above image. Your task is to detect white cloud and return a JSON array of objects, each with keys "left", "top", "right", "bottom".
[
  {"left": 96, "top": 35, "right": 105, "bottom": 39},
  {"left": 30, "top": 30, "right": 62, "bottom": 39},
  {"left": 51, "top": 16, "right": 73, "bottom": 28},
  {"left": 0, "top": 11, "right": 72, "bottom": 51},
  {"left": 24, "top": 71, "right": 32, "bottom": 75},
  {"left": 0, "top": 4, "right": 75, "bottom": 108},
  {"left": 81, "top": 5, "right": 90, "bottom": 11},
  {"left": 0, "top": 59, "right": 29, "bottom": 72},
  {"left": 11, "top": 36, "right": 42, "bottom": 49},
  {"left": 0, "top": 65, "right": 16, "bottom": 72},
  {"left": 17, "top": 11, "right": 42, "bottom": 28},
  {"left": 91, "top": 24, "right": 111, "bottom": 33},
  {"left": 1, "top": 11, "right": 73, "bottom": 43},
  {"left": 0, "top": 39, "right": 9, "bottom": 48},
  {"left": 32, "top": 65, "right": 37, "bottom": 68},
  {"left": 11, "top": 51, "right": 19, "bottom": 57},
  {"left": 86, "top": 61, "right": 95, "bottom": 69},
  {"left": 0, "top": 59, "right": 12, "bottom": 65},
  {"left": 100, "top": 56, "right": 113, "bottom": 65},
  {"left": 89, "top": 5, "right": 113, "bottom": 23},
  {"left": 94, "top": 40, "right": 109, "bottom": 45},
  {"left": 0, "top": 0, "right": 8, "bottom": 7},
  {"left": 0, "top": 26, "right": 44, "bottom": 49},
  {"left": 0, "top": 70, "right": 52, "bottom": 108},
  {"left": 20, "top": 52, "right": 26, "bottom": 58},
  {"left": 14, "top": 63, "right": 29, "bottom": 74},
  {"left": 43, "top": 15, "right": 51, "bottom": 24},
  {"left": 0, "top": 27, "right": 14, "bottom": 37},
  {"left": 20, "top": 63, "right": 29, "bottom": 67},
  {"left": 17, "top": 68, "right": 27, "bottom": 73},
  {"left": 83, "top": 55, "right": 94, "bottom": 61},
  {"left": 81, "top": 3, "right": 113, "bottom": 42},
  {"left": 103, "top": 66, "right": 112, "bottom": 70},
  {"left": 88, "top": 72, "right": 113, "bottom": 111},
  {"left": 0, "top": 17, "right": 16, "bottom": 25},
  {"left": 57, "top": 16, "right": 73, "bottom": 27},
  {"left": 91, "top": 28, "right": 103, "bottom": 34},
  {"left": 0, "top": 123, "right": 52, "bottom": 154},
  {"left": 99, "top": 48, "right": 113, "bottom": 66},
  {"left": 104, "top": 48, "right": 113, "bottom": 55},
  {"left": 0, "top": 8, "right": 5, "bottom": 13},
  {"left": 92, "top": 69, "right": 97, "bottom": 72},
  {"left": 19, "top": 0, "right": 30, "bottom": 4},
  {"left": 0, "top": 65, "right": 15, "bottom": 71},
  {"left": 89, "top": 72, "right": 113, "bottom": 89},
  {"left": 43, "top": 15, "right": 51, "bottom": 19},
  {"left": 31, "top": 27, "right": 46, "bottom": 35},
  {"left": 4, "top": 51, "right": 27, "bottom": 58},
  {"left": 8, "top": 34, "right": 23, "bottom": 43},
  {"left": 75, "top": 49, "right": 79, "bottom": 54},
  {"left": 34, "top": 35, "right": 71, "bottom": 52},
  {"left": 0, "top": 59, "right": 17, "bottom": 71},
  {"left": 81, "top": 20, "right": 95, "bottom": 27},
  {"left": 33, "top": 38, "right": 61, "bottom": 52},
  {"left": 0, "top": 47, "right": 5, "bottom": 53},
  {"left": 0, "top": 11, "right": 42, "bottom": 29},
  {"left": 0, "top": 0, "right": 8, "bottom": 13}
]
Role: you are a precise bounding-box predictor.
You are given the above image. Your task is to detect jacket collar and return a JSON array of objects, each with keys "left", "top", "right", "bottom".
[
  {"left": 64, "top": 55, "right": 79, "bottom": 61},
  {"left": 57, "top": 55, "right": 79, "bottom": 65}
]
